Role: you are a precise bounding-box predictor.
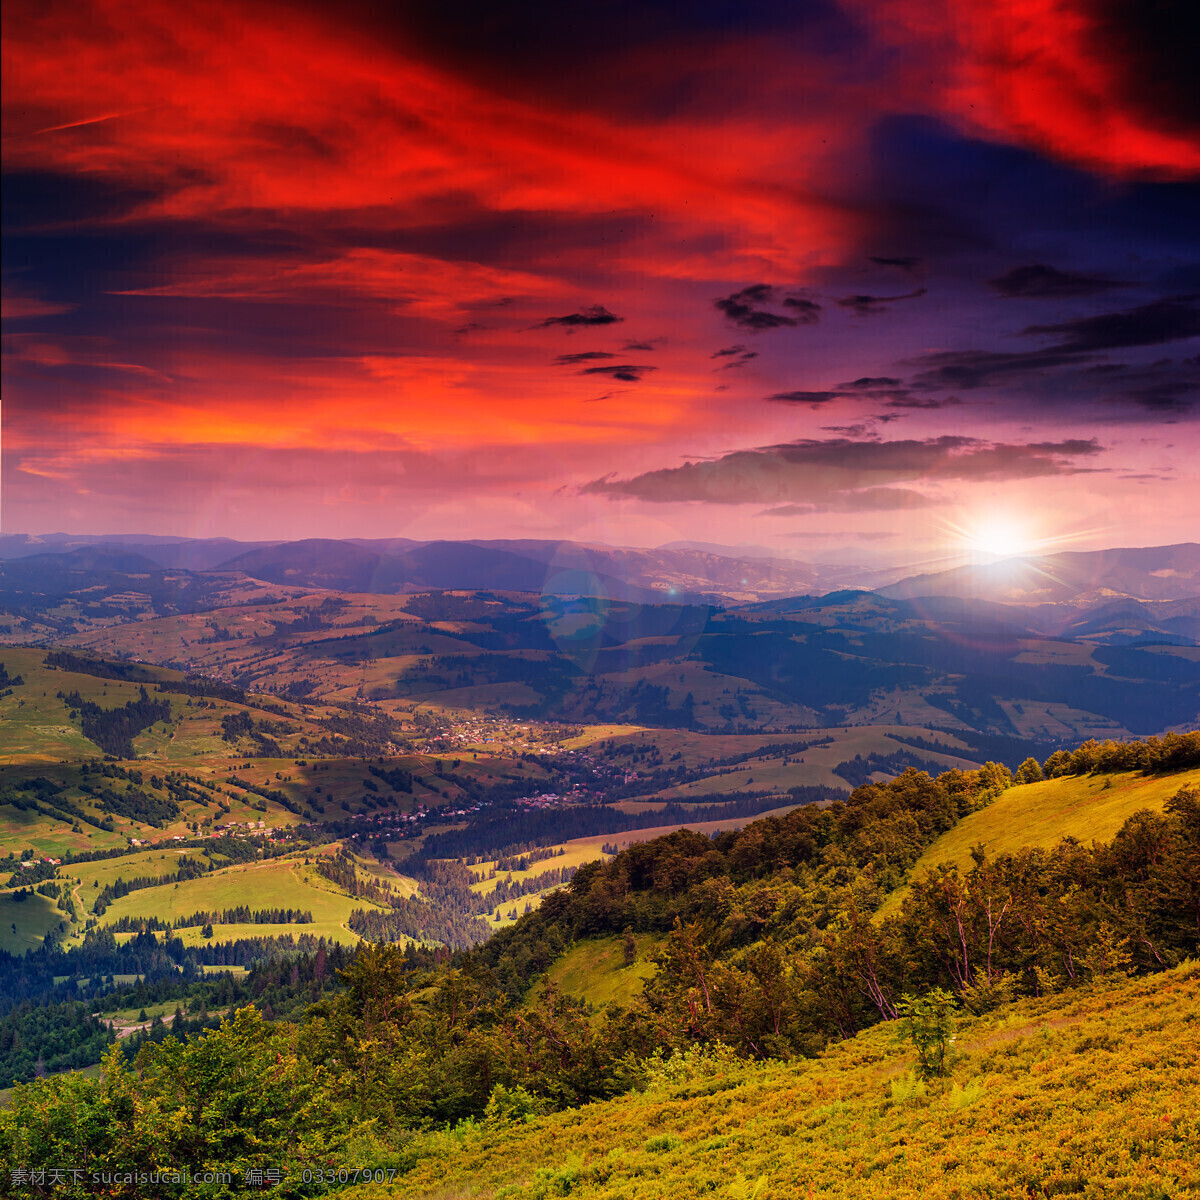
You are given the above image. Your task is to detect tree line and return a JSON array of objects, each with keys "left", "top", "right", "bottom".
[{"left": 59, "top": 686, "right": 173, "bottom": 758}]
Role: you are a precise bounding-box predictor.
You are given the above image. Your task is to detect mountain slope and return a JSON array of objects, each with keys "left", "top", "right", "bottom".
[
  {"left": 881, "top": 543, "right": 1200, "bottom": 604},
  {"left": 352, "top": 963, "right": 1199, "bottom": 1200}
]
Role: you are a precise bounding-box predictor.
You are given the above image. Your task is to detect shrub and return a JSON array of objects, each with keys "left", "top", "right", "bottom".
[
  {"left": 642, "top": 1042, "right": 742, "bottom": 1089},
  {"left": 484, "top": 1083, "right": 547, "bottom": 1126},
  {"left": 645, "top": 1133, "right": 680, "bottom": 1152}
]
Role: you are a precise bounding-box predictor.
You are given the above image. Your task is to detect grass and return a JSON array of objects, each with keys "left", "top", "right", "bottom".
[
  {"left": 95, "top": 853, "right": 387, "bottom": 946},
  {"left": 0, "top": 647, "right": 185, "bottom": 764},
  {"left": 0, "top": 891, "right": 66, "bottom": 955},
  {"left": 0, "top": 798, "right": 126, "bottom": 858},
  {"left": 557, "top": 725, "right": 650, "bottom": 750},
  {"left": 540, "top": 935, "right": 659, "bottom": 1009},
  {"left": 68, "top": 848, "right": 209, "bottom": 904},
  {"left": 651, "top": 725, "right": 978, "bottom": 799},
  {"left": 465, "top": 844, "right": 612, "bottom": 890},
  {"left": 562, "top": 806, "right": 800, "bottom": 858},
  {"left": 97, "top": 1000, "right": 179, "bottom": 1024},
  {"left": 347, "top": 961, "right": 1200, "bottom": 1200},
  {"left": 878, "top": 766, "right": 1200, "bottom": 918}
]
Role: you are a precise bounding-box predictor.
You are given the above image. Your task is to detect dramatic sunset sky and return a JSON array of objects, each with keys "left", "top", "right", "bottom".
[{"left": 3, "top": 0, "right": 1198, "bottom": 567}]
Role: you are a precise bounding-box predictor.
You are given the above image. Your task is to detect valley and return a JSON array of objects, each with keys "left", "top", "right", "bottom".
[{"left": 1, "top": 539, "right": 1197, "bottom": 1198}]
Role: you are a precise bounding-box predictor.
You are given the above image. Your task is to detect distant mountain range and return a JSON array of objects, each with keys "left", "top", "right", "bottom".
[
  {"left": 3, "top": 534, "right": 1197, "bottom": 742},
  {"left": 3, "top": 534, "right": 1196, "bottom": 607},
  {"left": 878, "top": 544, "right": 1200, "bottom": 605}
]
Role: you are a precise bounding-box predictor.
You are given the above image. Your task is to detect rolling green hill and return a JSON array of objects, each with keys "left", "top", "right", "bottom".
[
  {"left": 875, "top": 764, "right": 1200, "bottom": 919},
  {"left": 98, "top": 849, "right": 385, "bottom": 947}
]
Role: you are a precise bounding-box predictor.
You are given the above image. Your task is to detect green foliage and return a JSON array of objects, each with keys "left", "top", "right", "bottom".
[
  {"left": 894, "top": 988, "right": 957, "bottom": 1079},
  {"left": 1015, "top": 756, "right": 1044, "bottom": 785},
  {"left": 3, "top": 738, "right": 1198, "bottom": 1199},
  {"left": 0, "top": 1001, "right": 113, "bottom": 1085},
  {"left": 1045, "top": 731, "right": 1200, "bottom": 778},
  {"left": 946, "top": 1078, "right": 984, "bottom": 1110},
  {"left": 888, "top": 1069, "right": 926, "bottom": 1105},
  {"left": 728, "top": 1174, "right": 770, "bottom": 1199},
  {"left": 641, "top": 1043, "right": 741, "bottom": 1089},
  {"left": 0, "top": 1008, "right": 387, "bottom": 1198},
  {"left": 958, "top": 970, "right": 1017, "bottom": 1015},
  {"left": 643, "top": 1133, "right": 679, "bottom": 1152},
  {"left": 485, "top": 1084, "right": 547, "bottom": 1125}
]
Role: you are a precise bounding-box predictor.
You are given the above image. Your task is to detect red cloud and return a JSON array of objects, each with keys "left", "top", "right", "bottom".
[
  {"left": 1, "top": 0, "right": 860, "bottom": 277},
  {"left": 862, "top": 0, "right": 1200, "bottom": 178}
]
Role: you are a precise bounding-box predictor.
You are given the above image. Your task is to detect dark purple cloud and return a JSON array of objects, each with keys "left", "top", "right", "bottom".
[
  {"left": 555, "top": 351, "right": 616, "bottom": 364},
  {"left": 538, "top": 305, "right": 624, "bottom": 328},
  {"left": 835, "top": 287, "right": 927, "bottom": 316},
  {"left": 582, "top": 434, "right": 1104, "bottom": 508},
  {"left": 905, "top": 297, "right": 1200, "bottom": 403},
  {"left": 579, "top": 363, "right": 657, "bottom": 382},
  {"left": 1022, "top": 296, "right": 1200, "bottom": 352},
  {"left": 714, "top": 284, "right": 820, "bottom": 331},
  {"left": 988, "top": 263, "right": 1129, "bottom": 298},
  {"left": 869, "top": 255, "right": 922, "bottom": 272}
]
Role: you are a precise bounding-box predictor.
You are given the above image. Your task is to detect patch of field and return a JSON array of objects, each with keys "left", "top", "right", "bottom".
[
  {"left": 649, "top": 725, "right": 977, "bottom": 798},
  {"left": 95, "top": 855, "right": 390, "bottom": 945},
  {"left": 540, "top": 934, "right": 659, "bottom": 1009},
  {"left": 172, "top": 921, "right": 362, "bottom": 947},
  {"left": 481, "top": 897, "right": 540, "bottom": 928},
  {"left": 0, "top": 647, "right": 186, "bottom": 763},
  {"left": 0, "top": 890, "right": 66, "bottom": 954},
  {"left": 1012, "top": 640, "right": 1103, "bottom": 668},
  {"left": 557, "top": 724, "right": 649, "bottom": 750},
  {"left": 464, "top": 843, "right": 612, "bottom": 889},
  {"left": 97, "top": 1000, "right": 179, "bottom": 1024},
  {"left": 879, "top": 766, "right": 1200, "bottom": 918},
  {"left": 586, "top": 728, "right": 787, "bottom": 767},
  {"left": 565, "top": 805, "right": 800, "bottom": 857},
  {"left": 68, "top": 848, "right": 208, "bottom": 907},
  {"left": 0, "top": 799, "right": 124, "bottom": 858},
  {"left": 998, "top": 699, "right": 1132, "bottom": 741}
]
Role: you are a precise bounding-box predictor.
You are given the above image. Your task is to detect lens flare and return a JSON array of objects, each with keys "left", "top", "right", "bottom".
[{"left": 967, "top": 518, "right": 1030, "bottom": 560}]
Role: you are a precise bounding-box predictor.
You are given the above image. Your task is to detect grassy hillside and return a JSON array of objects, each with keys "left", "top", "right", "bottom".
[
  {"left": 98, "top": 848, "right": 390, "bottom": 946},
  {"left": 0, "top": 891, "right": 65, "bottom": 955},
  {"left": 2, "top": 737, "right": 1197, "bottom": 1197},
  {"left": 540, "top": 934, "right": 659, "bottom": 1009},
  {"left": 924, "top": 766, "right": 1200, "bottom": 865},
  {"left": 649, "top": 725, "right": 978, "bottom": 798},
  {"left": 878, "top": 765, "right": 1200, "bottom": 918},
  {"left": 352, "top": 962, "right": 1200, "bottom": 1200}
]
